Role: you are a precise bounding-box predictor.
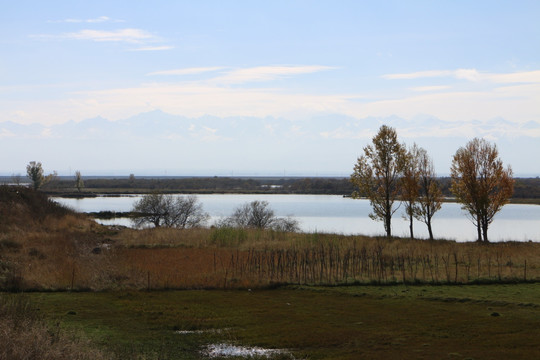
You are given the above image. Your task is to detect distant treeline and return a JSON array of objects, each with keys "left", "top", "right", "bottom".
[{"left": 43, "top": 176, "right": 540, "bottom": 199}]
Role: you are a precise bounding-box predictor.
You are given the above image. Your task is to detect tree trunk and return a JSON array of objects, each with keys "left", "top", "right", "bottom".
[
  {"left": 476, "top": 216, "right": 482, "bottom": 242},
  {"left": 427, "top": 219, "right": 434, "bottom": 241},
  {"left": 409, "top": 213, "right": 414, "bottom": 239},
  {"left": 482, "top": 219, "right": 489, "bottom": 243},
  {"left": 385, "top": 215, "right": 392, "bottom": 237}
]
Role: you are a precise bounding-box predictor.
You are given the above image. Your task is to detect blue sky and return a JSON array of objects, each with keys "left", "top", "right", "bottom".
[{"left": 1, "top": 1, "right": 539, "bottom": 176}]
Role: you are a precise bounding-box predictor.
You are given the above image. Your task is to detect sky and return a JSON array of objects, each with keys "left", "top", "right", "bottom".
[{"left": 1, "top": 1, "right": 539, "bottom": 176}]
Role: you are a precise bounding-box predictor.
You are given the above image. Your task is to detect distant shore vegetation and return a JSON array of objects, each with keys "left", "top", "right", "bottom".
[{"left": 3, "top": 175, "right": 540, "bottom": 203}]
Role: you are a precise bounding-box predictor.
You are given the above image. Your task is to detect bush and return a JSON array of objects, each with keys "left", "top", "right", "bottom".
[
  {"left": 218, "top": 200, "right": 300, "bottom": 232},
  {"left": 132, "top": 193, "right": 209, "bottom": 229}
]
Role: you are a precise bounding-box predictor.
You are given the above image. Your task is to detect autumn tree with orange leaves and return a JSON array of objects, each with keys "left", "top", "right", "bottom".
[
  {"left": 450, "top": 138, "right": 514, "bottom": 242},
  {"left": 351, "top": 125, "right": 407, "bottom": 237}
]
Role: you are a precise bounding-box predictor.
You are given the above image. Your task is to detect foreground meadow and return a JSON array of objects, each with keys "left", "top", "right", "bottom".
[
  {"left": 12, "top": 284, "right": 540, "bottom": 359},
  {"left": 2, "top": 186, "right": 540, "bottom": 359}
]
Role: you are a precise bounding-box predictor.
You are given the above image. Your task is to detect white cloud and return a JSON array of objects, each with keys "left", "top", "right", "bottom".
[
  {"left": 410, "top": 86, "right": 450, "bottom": 92},
  {"left": 147, "top": 65, "right": 334, "bottom": 83},
  {"left": 384, "top": 69, "right": 540, "bottom": 84},
  {"left": 486, "top": 70, "right": 540, "bottom": 83},
  {"left": 129, "top": 45, "right": 174, "bottom": 52},
  {"left": 454, "top": 69, "right": 481, "bottom": 82},
  {"left": 48, "top": 16, "right": 124, "bottom": 23},
  {"left": 212, "top": 65, "right": 336, "bottom": 84},
  {"left": 147, "top": 67, "right": 225, "bottom": 76},
  {"left": 382, "top": 70, "right": 452, "bottom": 80},
  {"left": 62, "top": 28, "right": 156, "bottom": 43}
]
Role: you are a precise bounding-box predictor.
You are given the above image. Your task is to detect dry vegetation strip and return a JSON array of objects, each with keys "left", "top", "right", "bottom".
[
  {"left": 109, "top": 228, "right": 540, "bottom": 290},
  {"left": 4, "top": 220, "right": 540, "bottom": 291}
]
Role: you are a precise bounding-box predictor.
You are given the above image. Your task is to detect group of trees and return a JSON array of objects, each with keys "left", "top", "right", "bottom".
[
  {"left": 132, "top": 195, "right": 299, "bottom": 232},
  {"left": 351, "top": 125, "right": 514, "bottom": 242},
  {"left": 25, "top": 161, "right": 83, "bottom": 192},
  {"left": 22, "top": 127, "right": 515, "bottom": 243},
  {"left": 350, "top": 126, "right": 443, "bottom": 240}
]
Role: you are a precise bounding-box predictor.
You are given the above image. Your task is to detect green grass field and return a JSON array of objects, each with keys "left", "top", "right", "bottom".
[{"left": 21, "top": 283, "right": 540, "bottom": 359}]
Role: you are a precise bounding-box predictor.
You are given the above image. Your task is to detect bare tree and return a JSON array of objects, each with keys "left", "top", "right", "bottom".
[
  {"left": 228, "top": 200, "right": 275, "bottom": 228},
  {"left": 132, "top": 193, "right": 208, "bottom": 229},
  {"left": 11, "top": 173, "right": 22, "bottom": 186},
  {"left": 132, "top": 193, "right": 167, "bottom": 228},
  {"left": 414, "top": 147, "right": 443, "bottom": 241},
  {"left": 162, "top": 195, "right": 209, "bottom": 229},
  {"left": 350, "top": 125, "right": 407, "bottom": 237},
  {"left": 219, "top": 200, "right": 299, "bottom": 232},
  {"left": 75, "top": 170, "right": 84, "bottom": 192},
  {"left": 271, "top": 216, "right": 300, "bottom": 232},
  {"left": 450, "top": 138, "right": 514, "bottom": 242}
]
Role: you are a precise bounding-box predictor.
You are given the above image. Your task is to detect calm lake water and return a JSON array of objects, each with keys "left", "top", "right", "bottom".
[{"left": 53, "top": 194, "right": 540, "bottom": 242}]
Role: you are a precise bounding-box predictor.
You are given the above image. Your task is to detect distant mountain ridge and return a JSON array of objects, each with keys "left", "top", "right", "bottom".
[
  {"left": 1, "top": 110, "right": 539, "bottom": 176},
  {"left": 2, "top": 110, "right": 539, "bottom": 141}
]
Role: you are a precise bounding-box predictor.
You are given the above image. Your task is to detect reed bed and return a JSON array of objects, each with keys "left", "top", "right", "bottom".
[
  {"left": 214, "top": 239, "right": 538, "bottom": 286},
  {"left": 98, "top": 228, "right": 540, "bottom": 290},
  {"left": 4, "top": 222, "right": 540, "bottom": 291}
]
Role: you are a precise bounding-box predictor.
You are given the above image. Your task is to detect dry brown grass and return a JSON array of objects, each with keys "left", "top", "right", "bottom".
[
  {"left": 0, "top": 188, "right": 115, "bottom": 290},
  {"left": 4, "top": 221, "right": 540, "bottom": 290},
  {"left": 95, "top": 227, "right": 540, "bottom": 290}
]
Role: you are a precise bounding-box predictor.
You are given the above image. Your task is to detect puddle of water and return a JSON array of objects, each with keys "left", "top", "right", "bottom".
[{"left": 203, "top": 343, "right": 290, "bottom": 358}]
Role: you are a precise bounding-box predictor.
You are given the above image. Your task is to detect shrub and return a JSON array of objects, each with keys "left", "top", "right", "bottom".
[{"left": 218, "top": 200, "right": 300, "bottom": 232}]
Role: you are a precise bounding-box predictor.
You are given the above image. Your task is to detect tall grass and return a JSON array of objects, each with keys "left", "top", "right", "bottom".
[{"left": 98, "top": 228, "right": 540, "bottom": 290}]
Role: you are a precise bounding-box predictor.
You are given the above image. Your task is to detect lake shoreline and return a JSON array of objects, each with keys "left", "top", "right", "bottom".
[
  {"left": 47, "top": 189, "right": 540, "bottom": 205},
  {"left": 53, "top": 193, "right": 540, "bottom": 242}
]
